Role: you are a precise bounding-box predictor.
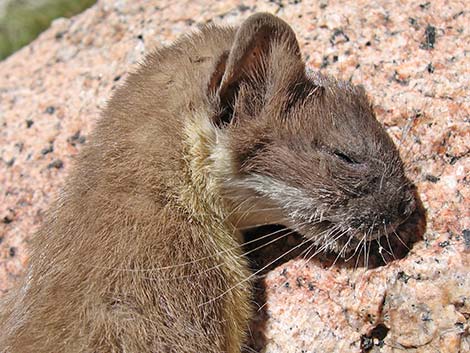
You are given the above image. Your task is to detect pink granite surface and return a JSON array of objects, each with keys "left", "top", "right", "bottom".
[{"left": 0, "top": 0, "right": 468, "bottom": 352}]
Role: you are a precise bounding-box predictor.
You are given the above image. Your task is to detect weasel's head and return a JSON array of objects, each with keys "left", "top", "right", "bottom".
[{"left": 209, "top": 13, "right": 418, "bottom": 254}]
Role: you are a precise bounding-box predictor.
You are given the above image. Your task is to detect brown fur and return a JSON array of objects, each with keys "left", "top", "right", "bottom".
[{"left": 0, "top": 13, "right": 418, "bottom": 352}]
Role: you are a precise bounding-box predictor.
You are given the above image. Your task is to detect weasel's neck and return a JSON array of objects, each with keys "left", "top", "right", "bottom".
[{"left": 179, "top": 109, "right": 229, "bottom": 223}]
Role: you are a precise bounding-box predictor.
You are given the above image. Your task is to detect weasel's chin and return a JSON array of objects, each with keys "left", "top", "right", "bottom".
[{"left": 292, "top": 220, "right": 365, "bottom": 255}]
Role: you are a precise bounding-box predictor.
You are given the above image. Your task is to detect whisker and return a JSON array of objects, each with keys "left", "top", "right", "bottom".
[
  {"left": 222, "top": 195, "right": 257, "bottom": 223},
  {"left": 270, "top": 224, "right": 348, "bottom": 295},
  {"left": 366, "top": 231, "right": 372, "bottom": 269},
  {"left": 375, "top": 237, "right": 388, "bottom": 265},
  {"left": 384, "top": 224, "right": 397, "bottom": 260},
  {"left": 299, "top": 241, "right": 317, "bottom": 259},
  {"left": 330, "top": 229, "right": 354, "bottom": 267},
  {"left": 199, "top": 226, "right": 311, "bottom": 307},
  {"left": 81, "top": 222, "right": 303, "bottom": 273},
  {"left": 393, "top": 230, "right": 410, "bottom": 250},
  {"left": 362, "top": 235, "right": 367, "bottom": 268},
  {"left": 193, "top": 207, "right": 286, "bottom": 216},
  {"left": 345, "top": 231, "right": 365, "bottom": 263},
  {"left": 232, "top": 198, "right": 263, "bottom": 229},
  {"left": 293, "top": 226, "right": 345, "bottom": 270},
  {"left": 236, "top": 220, "right": 289, "bottom": 230},
  {"left": 160, "top": 225, "right": 306, "bottom": 281},
  {"left": 229, "top": 207, "right": 286, "bottom": 214},
  {"left": 355, "top": 231, "right": 367, "bottom": 270}
]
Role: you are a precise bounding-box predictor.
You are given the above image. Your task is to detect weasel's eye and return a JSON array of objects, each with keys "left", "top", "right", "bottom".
[{"left": 334, "top": 150, "right": 358, "bottom": 164}]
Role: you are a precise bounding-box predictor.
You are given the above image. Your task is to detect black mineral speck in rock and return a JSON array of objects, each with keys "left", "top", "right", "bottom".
[
  {"left": 462, "top": 229, "right": 470, "bottom": 249},
  {"left": 425, "top": 174, "right": 439, "bottom": 183},
  {"left": 448, "top": 155, "right": 458, "bottom": 165},
  {"left": 25, "top": 119, "right": 34, "bottom": 128},
  {"left": 45, "top": 106, "right": 56, "bottom": 115},
  {"left": 361, "top": 324, "right": 389, "bottom": 351},
  {"left": 426, "top": 62, "right": 435, "bottom": 73},
  {"left": 360, "top": 336, "right": 373, "bottom": 351},
  {"left": 392, "top": 71, "right": 409, "bottom": 85},
  {"left": 67, "top": 131, "right": 86, "bottom": 146},
  {"left": 3, "top": 216, "right": 13, "bottom": 224},
  {"left": 15, "top": 142, "right": 24, "bottom": 152},
  {"left": 5, "top": 158, "right": 15, "bottom": 167},
  {"left": 48, "top": 159, "right": 64, "bottom": 169},
  {"left": 237, "top": 4, "right": 250, "bottom": 12},
  {"left": 438, "top": 240, "right": 450, "bottom": 248},
  {"left": 397, "top": 271, "right": 411, "bottom": 283},
  {"left": 421, "top": 311, "right": 432, "bottom": 321},
  {"left": 408, "top": 17, "right": 419, "bottom": 30},
  {"left": 55, "top": 31, "right": 64, "bottom": 40},
  {"left": 421, "top": 25, "right": 436, "bottom": 49},
  {"left": 269, "top": 0, "right": 284, "bottom": 9},
  {"left": 9, "top": 247, "right": 17, "bottom": 257},
  {"left": 41, "top": 144, "right": 54, "bottom": 155},
  {"left": 330, "top": 28, "right": 350, "bottom": 46},
  {"left": 419, "top": 2, "right": 431, "bottom": 10}
]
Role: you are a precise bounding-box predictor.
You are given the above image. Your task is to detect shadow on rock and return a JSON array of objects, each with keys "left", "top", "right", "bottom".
[{"left": 242, "top": 190, "right": 426, "bottom": 352}]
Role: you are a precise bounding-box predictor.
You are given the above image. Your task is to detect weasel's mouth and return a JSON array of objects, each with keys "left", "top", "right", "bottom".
[
  {"left": 290, "top": 219, "right": 355, "bottom": 254},
  {"left": 286, "top": 204, "right": 423, "bottom": 263},
  {"left": 290, "top": 216, "right": 406, "bottom": 255},
  {"left": 242, "top": 207, "right": 422, "bottom": 270},
  {"left": 349, "top": 221, "right": 402, "bottom": 242}
]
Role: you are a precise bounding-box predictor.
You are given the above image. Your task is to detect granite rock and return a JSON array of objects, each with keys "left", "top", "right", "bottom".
[{"left": 0, "top": 0, "right": 468, "bottom": 352}]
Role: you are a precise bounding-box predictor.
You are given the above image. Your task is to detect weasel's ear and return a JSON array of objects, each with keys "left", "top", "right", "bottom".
[{"left": 209, "top": 13, "right": 302, "bottom": 126}]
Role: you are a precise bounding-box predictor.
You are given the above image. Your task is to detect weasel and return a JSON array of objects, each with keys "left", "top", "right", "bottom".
[{"left": 0, "top": 13, "right": 418, "bottom": 352}]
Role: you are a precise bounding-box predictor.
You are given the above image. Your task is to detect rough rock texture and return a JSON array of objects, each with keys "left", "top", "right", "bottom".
[{"left": 0, "top": 0, "right": 468, "bottom": 352}]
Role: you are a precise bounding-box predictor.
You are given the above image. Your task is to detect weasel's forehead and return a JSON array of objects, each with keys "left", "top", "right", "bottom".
[
  {"left": 305, "top": 67, "right": 356, "bottom": 92},
  {"left": 305, "top": 67, "right": 328, "bottom": 85}
]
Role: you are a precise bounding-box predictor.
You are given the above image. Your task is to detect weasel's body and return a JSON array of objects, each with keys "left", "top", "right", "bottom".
[
  {"left": 1, "top": 25, "right": 251, "bottom": 353},
  {"left": 0, "top": 14, "right": 418, "bottom": 352}
]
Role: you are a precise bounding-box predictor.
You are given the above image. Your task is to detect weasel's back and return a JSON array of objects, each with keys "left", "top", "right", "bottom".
[{"left": 0, "top": 24, "right": 246, "bottom": 353}]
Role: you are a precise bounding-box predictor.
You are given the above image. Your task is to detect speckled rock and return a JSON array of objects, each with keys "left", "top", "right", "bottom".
[
  {"left": 0, "top": 0, "right": 468, "bottom": 352},
  {"left": 258, "top": 236, "right": 469, "bottom": 352}
]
